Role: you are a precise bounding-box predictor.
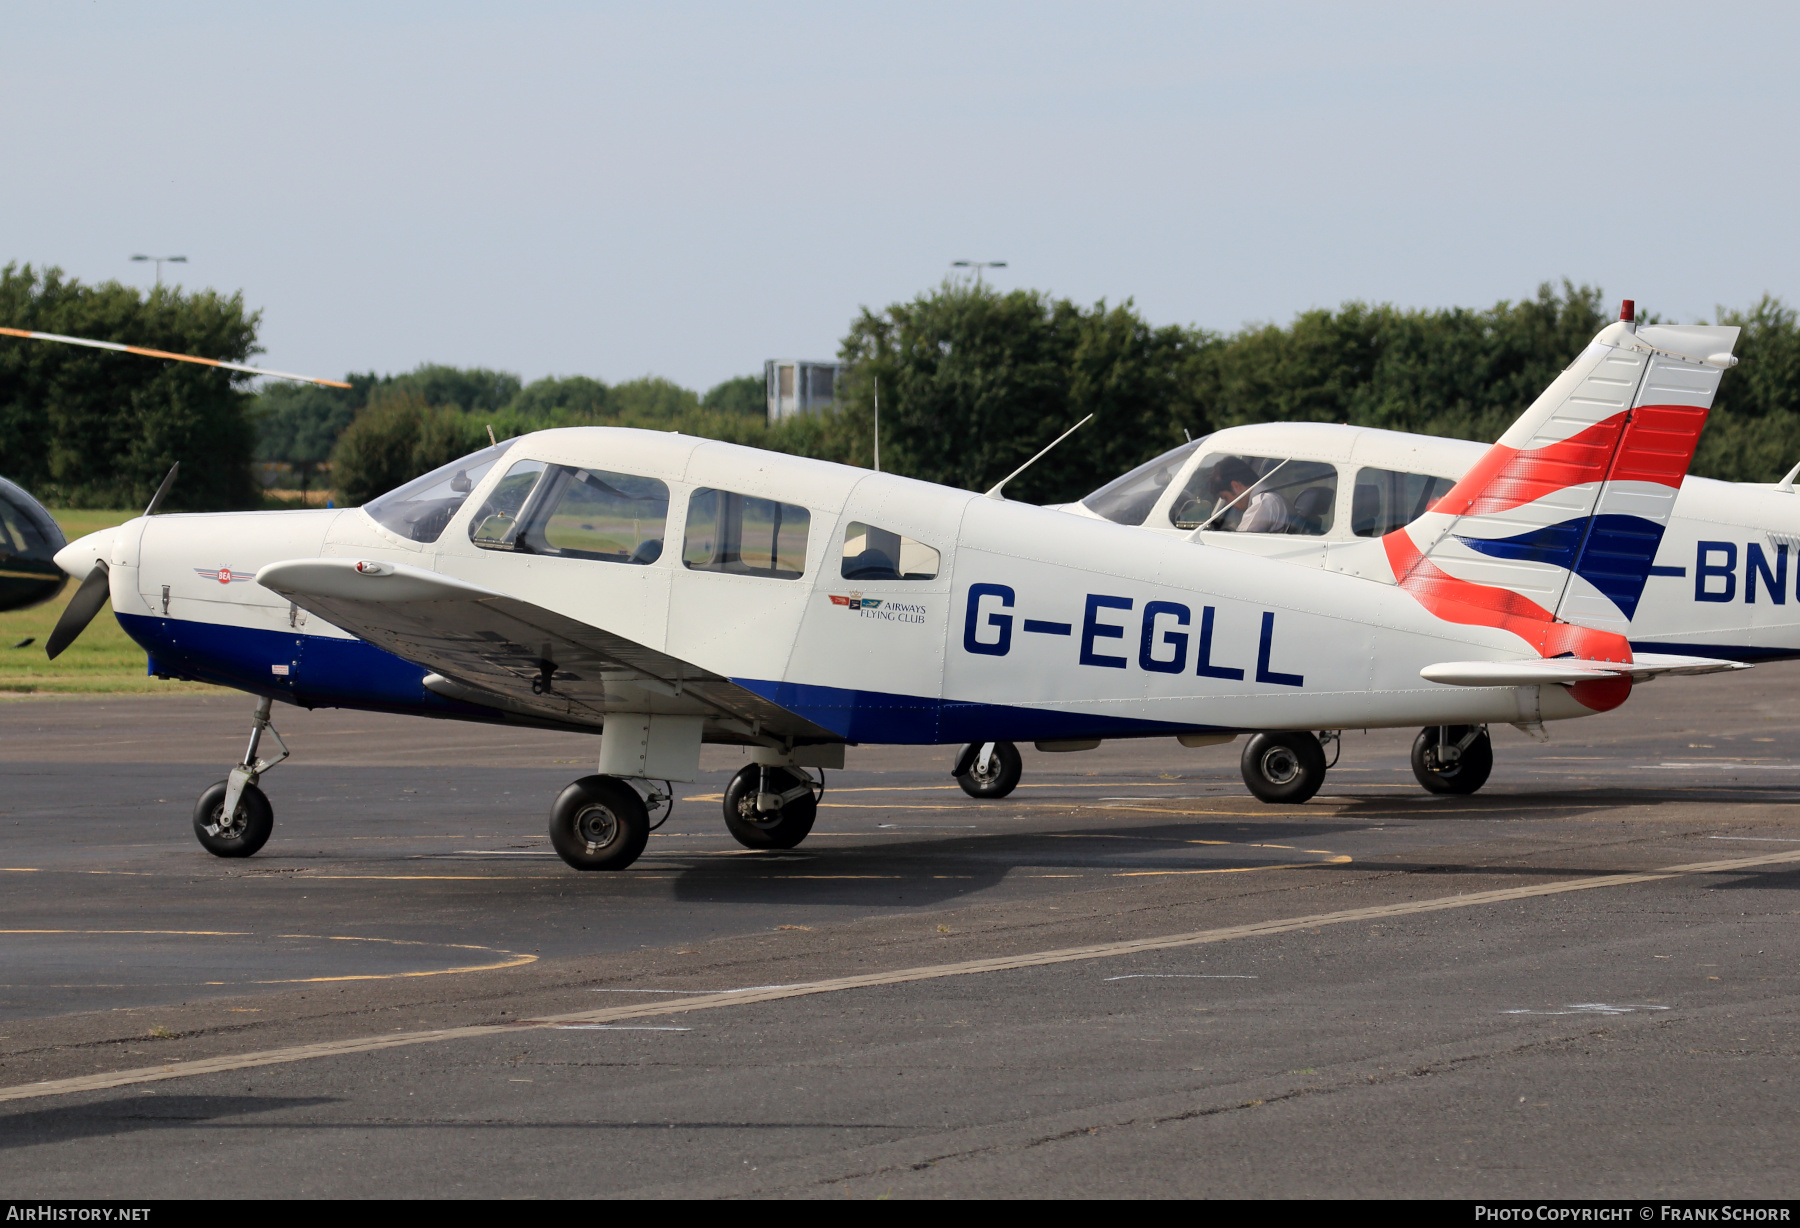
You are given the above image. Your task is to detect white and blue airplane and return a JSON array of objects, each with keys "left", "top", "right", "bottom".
[
  {"left": 1058, "top": 304, "right": 1790, "bottom": 796},
  {"left": 43, "top": 310, "right": 1742, "bottom": 871}
]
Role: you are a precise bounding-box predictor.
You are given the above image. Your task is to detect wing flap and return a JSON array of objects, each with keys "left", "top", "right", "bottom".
[{"left": 257, "top": 558, "right": 832, "bottom": 742}]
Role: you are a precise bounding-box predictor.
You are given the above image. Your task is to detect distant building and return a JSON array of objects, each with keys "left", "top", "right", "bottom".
[{"left": 765, "top": 360, "right": 840, "bottom": 424}]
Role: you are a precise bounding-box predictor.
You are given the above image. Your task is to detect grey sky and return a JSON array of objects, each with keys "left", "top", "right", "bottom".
[{"left": 6, "top": 2, "right": 1796, "bottom": 392}]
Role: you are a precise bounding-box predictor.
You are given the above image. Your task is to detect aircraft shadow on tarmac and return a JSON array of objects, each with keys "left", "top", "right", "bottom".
[
  {"left": 655, "top": 791, "right": 1800, "bottom": 907},
  {"left": 0, "top": 1095, "right": 336, "bottom": 1150}
]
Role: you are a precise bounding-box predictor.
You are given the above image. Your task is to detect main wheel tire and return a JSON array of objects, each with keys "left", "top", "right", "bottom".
[
  {"left": 1240, "top": 732, "right": 1328, "bottom": 804},
  {"left": 955, "top": 740, "right": 1022, "bottom": 799},
  {"left": 192, "top": 779, "right": 274, "bottom": 858},
  {"left": 549, "top": 775, "right": 650, "bottom": 870},
  {"left": 1411, "top": 726, "right": 1494, "bottom": 795},
  {"left": 722, "top": 764, "right": 818, "bottom": 849}
]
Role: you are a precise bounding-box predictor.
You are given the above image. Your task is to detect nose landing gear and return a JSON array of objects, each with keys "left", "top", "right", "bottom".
[{"left": 192, "top": 696, "right": 288, "bottom": 858}]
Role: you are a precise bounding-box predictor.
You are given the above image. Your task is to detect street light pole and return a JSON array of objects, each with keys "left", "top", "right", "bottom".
[
  {"left": 951, "top": 260, "right": 1007, "bottom": 287},
  {"left": 130, "top": 255, "right": 188, "bottom": 287}
]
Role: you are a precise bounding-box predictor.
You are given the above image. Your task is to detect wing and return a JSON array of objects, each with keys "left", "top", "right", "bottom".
[
  {"left": 256, "top": 558, "right": 833, "bottom": 744},
  {"left": 1421, "top": 653, "right": 1751, "bottom": 688}
]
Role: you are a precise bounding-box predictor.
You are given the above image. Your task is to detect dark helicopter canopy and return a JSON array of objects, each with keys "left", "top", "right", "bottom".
[{"left": 0, "top": 476, "right": 68, "bottom": 612}]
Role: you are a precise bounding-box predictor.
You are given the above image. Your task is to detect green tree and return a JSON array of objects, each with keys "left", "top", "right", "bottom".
[
  {"left": 0, "top": 263, "right": 261, "bottom": 509},
  {"left": 1692, "top": 295, "right": 1800, "bottom": 482},
  {"left": 329, "top": 387, "right": 488, "bottom": 506},
  {"left": 830, "top": 281, "right": 1203, "bottom": 504},
  {"left": 252, "top": 381, "right": 360, "bottom": 493},
  {"left": 1192, "top": 280, "right": 1609, "bottom": 444},
  {"left": 702, "top": 374, "right": 766, "bottom": 417}
]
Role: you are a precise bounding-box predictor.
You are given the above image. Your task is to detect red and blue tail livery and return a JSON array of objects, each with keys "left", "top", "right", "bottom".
[{"left": 1383, "top": 306, "right": 1740, "bottom": 669}]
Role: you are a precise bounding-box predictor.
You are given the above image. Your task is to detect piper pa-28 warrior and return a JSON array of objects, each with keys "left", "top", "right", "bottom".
[
  {"left": 43, "top": 308, "right": 1743, "bottom": 872},
  {"left": 1059, "top": 303, "right": 1776, "bottom": 798}
]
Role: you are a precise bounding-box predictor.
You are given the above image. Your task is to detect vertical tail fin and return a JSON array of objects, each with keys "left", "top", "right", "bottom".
[{"left": 1386, "top": 306, "right": 1740, "bottom": 659}]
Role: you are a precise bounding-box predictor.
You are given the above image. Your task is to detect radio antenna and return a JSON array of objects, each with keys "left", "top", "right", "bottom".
[
  {"left": 984, "top": 414, "right": 1093, "bottom": 501},
  {"left": 873, "top": 377, "right": 881, "bottom": 473}
]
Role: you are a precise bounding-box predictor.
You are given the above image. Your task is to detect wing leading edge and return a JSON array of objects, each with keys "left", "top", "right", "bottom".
[{"left": 255, "top": 558, "right": 835, "bottom": 746}]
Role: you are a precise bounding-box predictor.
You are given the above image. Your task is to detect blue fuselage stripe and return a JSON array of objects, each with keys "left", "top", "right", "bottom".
[{"left": 118, "top": 613, "right": 1227, "bottom": 745}]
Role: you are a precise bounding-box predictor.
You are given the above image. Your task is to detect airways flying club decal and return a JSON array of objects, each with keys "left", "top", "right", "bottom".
[
  {"left": 194, "top": 566, "right": 252, "bottom": 584},
  {"left": 830, "top": 592, "right": 927, "bottom": 624}
]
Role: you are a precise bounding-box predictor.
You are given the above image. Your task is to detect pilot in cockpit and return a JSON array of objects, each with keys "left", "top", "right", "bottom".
[{"left": 1209, "top": 457, "right": 1290, "bottom": 533}]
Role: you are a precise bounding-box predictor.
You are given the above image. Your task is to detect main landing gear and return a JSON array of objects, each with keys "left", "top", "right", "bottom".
[
  {"left": 722, "top": 763, "right": 822, "bottom": 849},
  {"left": 952, "top": 740, "right": 1022, "bottom": 799},
  {"left": 1239, "top": 730, "right": 1338, "bottom": 804},
  {"left": 193, "top": 696, "right": 289, "bottom": 858},
  {"left": 1410, "top": 724, "right": 1493, "bottom": 795}
]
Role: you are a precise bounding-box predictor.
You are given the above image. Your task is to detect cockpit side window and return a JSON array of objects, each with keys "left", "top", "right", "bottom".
[
  {"left": 841, "top": 522, "right": 940, "bottom": 581},
  {"left": 1079, "top": 439, "right": 1204, "bottom": 526},
  {"left": 1351, "top": 467, "right": 1457, "bottom": 537},
  {"left": 1170, "top": 454, "right": 1338, "bottom": 536},
  {"left": 683, "top": 488, "right": 811, "bottom": 579},
  {"left": 363, "top": 440, "right": 513, "bottom": 544},
  {"left": 470, "top": 462, "right": 670, "bottom": 565}
]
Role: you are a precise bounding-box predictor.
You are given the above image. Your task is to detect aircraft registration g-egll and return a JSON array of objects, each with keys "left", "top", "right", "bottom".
[
  {"left": 1058, "top": 302, "right": 1782, "bottom": 798},
  {"left": 43, "top": 309, "right": 1742, "bottom": 872}
]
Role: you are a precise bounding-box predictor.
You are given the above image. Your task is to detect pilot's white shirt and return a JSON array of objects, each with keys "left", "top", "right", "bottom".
[{"left": 1236, "top": 490, "right": 1290, "bottom": 533}]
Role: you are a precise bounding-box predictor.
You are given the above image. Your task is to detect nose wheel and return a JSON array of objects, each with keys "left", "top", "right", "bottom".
[
  {"left": 192, "top": 778, "right": 274, "bottom": 857},
  {"left": 192, "top": 696, "right": 288, "bottom": 858}
]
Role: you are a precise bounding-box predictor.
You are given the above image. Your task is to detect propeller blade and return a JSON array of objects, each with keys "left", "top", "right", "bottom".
[
  {"left": 45, "top": 562, "right": 111, "bottom": 660},
  {"left": 144, "top": 463, "right": 179, "bottom": 516}
]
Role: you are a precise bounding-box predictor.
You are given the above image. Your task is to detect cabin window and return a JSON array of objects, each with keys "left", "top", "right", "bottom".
[
  {"left": 363, "top": 440, "right": 514, "bottom": 544},
  {"left": 683, "top": 488, "right": 811, "bottom": 579},
  {"left": 470, "top": 461, "right": 670, "bottom": 565},
  {"left": 1352, "top": 467, "right": 1457, "bottom": 537},
  {"left": 1169, "top": 454, "right": 1338, "bottom": 535},
  {"left": 1080, "top": 439, "right": 1204, "bottom": 526},
  {"left": 841, "top": 522, "right": 940, "bottom": 580}
]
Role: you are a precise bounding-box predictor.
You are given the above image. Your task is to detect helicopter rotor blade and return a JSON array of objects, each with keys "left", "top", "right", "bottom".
[{"left": 0, "top": 326, "right": 350, "bottom": 389}]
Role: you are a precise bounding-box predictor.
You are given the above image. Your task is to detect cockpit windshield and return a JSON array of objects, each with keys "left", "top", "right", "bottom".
[
  {"left": 362, "top": 441, "right": 514, "bottom": 544},
  {"left": 1079, "top": 438, "right": 1205, "bottom": 526}
]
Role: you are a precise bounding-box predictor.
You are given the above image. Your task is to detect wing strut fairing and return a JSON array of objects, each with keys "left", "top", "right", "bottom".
[{"left": 255, "top": 558, "right": 836, "bottom": 746}]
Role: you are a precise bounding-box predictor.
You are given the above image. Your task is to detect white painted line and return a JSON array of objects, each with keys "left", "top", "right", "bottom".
[
  {"left": 877, "top": 824, "right": 976, "bottom": 829},
  {"left": 5, "top": 846, "right": 1797, "bottom": 1105},
  {"left": 553, "top": 1025, "right": 691, "bottom": 1031},
  {"left": 1502, "top": 1004, "right": 1671, "bottom": 1016},
  {"left": 1654, "top": 763, "right": 1799, "bottom": 770},
  {"left": 1707, "top": 836, "right": 1800, "bottom": 843},
  {"left": 1104, "top": 974, "right": 1258, "bottom": 980},
  {"left": 589, "top": 986, "right": 792, "bottom": 994}
]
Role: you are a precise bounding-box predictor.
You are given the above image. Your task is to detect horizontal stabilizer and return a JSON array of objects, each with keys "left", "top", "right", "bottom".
[
  {"left": 1421, "top": 653, "right": 1751, "bottom": 687},
  {"left": 255, "top": 558, "right": 832, "bottom": 743}
]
